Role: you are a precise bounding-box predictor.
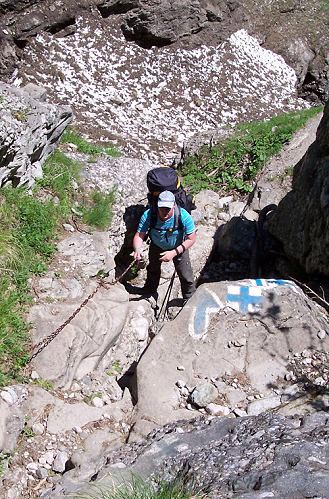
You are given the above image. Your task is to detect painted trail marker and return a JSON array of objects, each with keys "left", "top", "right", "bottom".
[
  {"left": 188, "top": 279, "right": 297, "bottom": 338},
  {"left": 189, "top": 289, "right": 223, "bottom": 339}
]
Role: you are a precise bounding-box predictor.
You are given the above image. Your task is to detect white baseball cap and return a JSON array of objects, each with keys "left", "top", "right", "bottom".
[{"left": 158, "top": 191, "right": 175, "bottom": 209}]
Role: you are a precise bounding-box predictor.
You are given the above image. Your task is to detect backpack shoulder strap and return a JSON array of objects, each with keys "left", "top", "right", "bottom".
[
  {"left": 149, "top": 205, "right": 183, "bottom": 233},
  {"left": 173, "top": 205, "right": 183, "bottom": 231},
  {"left": 149, "top": 206, "right": 157, "bottom": 230}
]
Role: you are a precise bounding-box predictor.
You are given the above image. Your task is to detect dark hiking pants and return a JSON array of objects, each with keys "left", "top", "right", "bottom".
[{"left": 144, "top": 243, "right": 196, "bottom": 299}]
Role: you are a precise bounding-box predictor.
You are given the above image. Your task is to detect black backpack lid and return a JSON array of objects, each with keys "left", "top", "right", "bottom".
[{"left": 147, "top": 167, "right": 178, "bottom": 193}]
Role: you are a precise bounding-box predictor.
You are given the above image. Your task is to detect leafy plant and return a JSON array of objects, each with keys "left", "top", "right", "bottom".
[
  {"left": 36, "top": 149, "right": 82, "bottom": 215},
  {"left": 180, "top": 106, "right": 323, "bottom": 195},
  {"left": 106, "top": 360, "right": 123, "bottom": 376},
  {"left": 21, "top": 426, "right": 35, "bottom": 439},
  {"left": 61, "top": 128, "right": 121, "bottom": 158}
]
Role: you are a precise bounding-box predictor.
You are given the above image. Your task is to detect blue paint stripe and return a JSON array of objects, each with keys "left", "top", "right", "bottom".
[{"left": 193, "top": 294, "right": 220, "bottom": 338}]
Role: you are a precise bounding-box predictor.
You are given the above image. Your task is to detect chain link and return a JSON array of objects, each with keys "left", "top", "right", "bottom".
[{"left": 28, "top": 260, "right": 136, "bottom": 363}]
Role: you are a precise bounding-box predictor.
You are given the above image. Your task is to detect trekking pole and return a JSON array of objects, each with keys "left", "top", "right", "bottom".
[{"left": 157, "top": 271, "right": 176, "bottom": 322}]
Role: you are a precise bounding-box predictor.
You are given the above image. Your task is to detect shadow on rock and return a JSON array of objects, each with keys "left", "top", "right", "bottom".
[
  {"left": 197, "top": 215, "right": 257, "bottom": 285},
  {"left": 114, "top": 203, "right": 147, "bottom": 282}
]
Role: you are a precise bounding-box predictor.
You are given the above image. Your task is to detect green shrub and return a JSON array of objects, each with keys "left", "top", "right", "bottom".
[
  {"left": 180, "top": 106, "right": 323, "bottom": 195},
  {"left": 33, "top": 378, "right": 54, "bottom": 390},
  {"left": 37, "top": 149, "right": 82, "bottom": 215}
]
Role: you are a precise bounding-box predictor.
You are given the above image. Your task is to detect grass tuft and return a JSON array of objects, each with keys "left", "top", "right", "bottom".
[
  {"left": 61, "top": 128, "right": 121, "bottom": 158},
  {"left": 80, "top": 475, "right": 205, "bottom": 499},
  {"left": 82, "top": 190, "right": 116, "bottom": 229},
  {"left": 180, "top": 106, "right": 323, "bottom": 195},
  {"left": 0, "top": 142, "right": 116, "bottom": 385}
]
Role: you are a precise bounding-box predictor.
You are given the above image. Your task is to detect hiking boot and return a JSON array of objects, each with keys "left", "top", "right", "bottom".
[{"left": 140, "top": 286, "right": 158, "bottom": 296}]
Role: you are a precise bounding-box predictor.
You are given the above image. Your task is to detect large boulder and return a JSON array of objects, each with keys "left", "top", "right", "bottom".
[
  {"left": 131, "top": 278, "right": 329, "bottom": 440},
  {"left": 0, "top": 82, "right": 72, "bottom": 187},
  {"left": 121, "top": 0, "right": 235, "bottom": 47},
  {"left": 268, "top": 101, "right": 329, "bottom": 276}
]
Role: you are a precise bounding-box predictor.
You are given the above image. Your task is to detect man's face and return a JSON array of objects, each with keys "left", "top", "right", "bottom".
[{"left": 158, "top": 205, "right": 174, "bottom": 221}]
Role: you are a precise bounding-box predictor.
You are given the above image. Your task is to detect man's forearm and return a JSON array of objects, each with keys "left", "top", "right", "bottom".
[
  {"left": 174, "top": 236, "right": 195, "bottom": 256},
  {"left": 133, "top": 233, "right": 143, "bottom": 251},
  {"left": 132, "top": 232, "right": 146, "bottom": 259}
]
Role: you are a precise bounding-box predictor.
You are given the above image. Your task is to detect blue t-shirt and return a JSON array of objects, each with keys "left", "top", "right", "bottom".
[{"left": 137, "top": 207, "right": 195, "bottom": 250}]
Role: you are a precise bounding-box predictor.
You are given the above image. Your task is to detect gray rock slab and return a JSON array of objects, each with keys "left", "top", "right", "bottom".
[
  {"left": 21, "top": 386, "right": 129, "bottom": 439},
  {"left": 56, "top": 231, "right": 115, "bottom": 278},
  {"left": 97, "top": 298, "right": 153, "bottom": 376},
  {"left": 29, "top": 283, "right": 129, "bottom": 389},
  {"left": 247, "top": 396, "right": 282, "bottom": 415},
  {"left": 70, "top": 412, "right": 329, "bottom": 499},
  {"left": 131, "top": 279, "right": 329, "bottom": 440},
  {"left": 21, "top": 386, "right": 56, "bottom": 426},
  {"left": 68, "top": 429, "right": 122, "bottom": 482},
  {"left": 0, "top": 400, "right": 24, "bottom": 453},
  {"left": 276, "top": 393, "right": 323, "bottom": 417},
  {"left": 46, "top": 401, "right": 106, "bottom": 434}
]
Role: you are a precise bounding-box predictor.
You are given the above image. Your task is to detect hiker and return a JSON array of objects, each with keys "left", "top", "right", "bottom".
[{"left": 132, "top": 190, "right": 196, "bottom": 301}]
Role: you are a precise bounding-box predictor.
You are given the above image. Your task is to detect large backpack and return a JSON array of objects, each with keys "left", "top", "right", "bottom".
[
  {"left": 146, "top": 167, "right": 195, "bottom": 213},
  {"left": 146, "top": 167, "right": 195, "bottom": 233}
]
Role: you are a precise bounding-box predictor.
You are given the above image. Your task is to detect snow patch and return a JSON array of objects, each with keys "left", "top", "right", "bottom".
[{"left": 15, "top": 15, "right": 307, "bottom": 163}]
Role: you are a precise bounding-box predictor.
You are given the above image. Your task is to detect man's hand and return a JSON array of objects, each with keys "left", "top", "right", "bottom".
[
  {"left": 159, "top": 250, "right": 175, "bottom": 262},
  {"left": 132, "top": 232, "right": 147, "bottom": 262},
  {"left": 133, "top": 250, "right": 142, "bottom": 261}
]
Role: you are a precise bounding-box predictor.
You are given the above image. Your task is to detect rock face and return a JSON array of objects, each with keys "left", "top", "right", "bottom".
[
  {"left": 0, "top": 82, "right": 72, "bottom": 187},
  {"left": 29, "top": 281, "right": 129, "bottom": 389},
  {"left": 0, "top": 30, "right": 18, "bottom": 79},
  {"left": 250, "top": 112, "right": 322, "bottom": 212},
  {"left": 27, "top": 228, "right": 132, "bottom": 390},
  {"left": 0, "top": 0, "right": 327, "bottom": 104},
  {"left": 131, "top": 279, "right": 329, "bottom": 440},
  {"left": 244, "top": 0, "right": 329, "bottom": 104},
  {"left": 121, "top": 0, "right": 240, "bottom": 47},
  {"left": 72, "top": 412, "right": 329, "bottom": 499},
  {"left": 268, "top": 101, "right": 329, "bottom": 276}
]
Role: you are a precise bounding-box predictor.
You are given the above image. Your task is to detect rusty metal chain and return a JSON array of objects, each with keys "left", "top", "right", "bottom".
[{"left": 28, "top": 259, "right": 137, "bottom": 363}]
